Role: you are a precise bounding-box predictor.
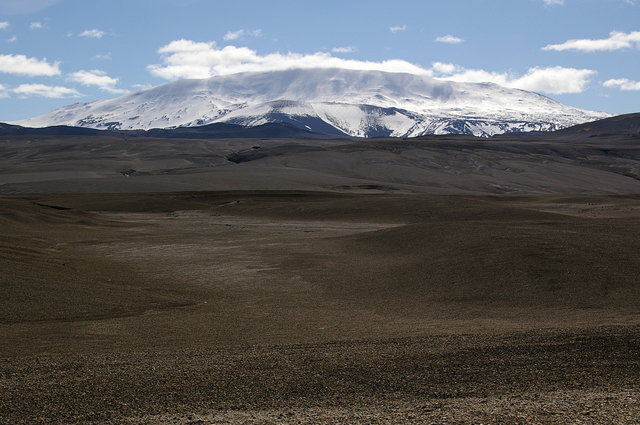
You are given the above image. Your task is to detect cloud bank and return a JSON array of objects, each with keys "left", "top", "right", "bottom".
[
  {"left": 147, "top": 40, "right": 596, "bottom": 95},
  {"left": 147, "top": 40, "right": 429, "bottom": 80}
]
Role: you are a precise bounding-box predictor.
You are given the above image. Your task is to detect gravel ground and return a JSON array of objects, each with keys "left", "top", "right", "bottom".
[{"left": 2, "top": 193, "right": 640, "bottom": 424}]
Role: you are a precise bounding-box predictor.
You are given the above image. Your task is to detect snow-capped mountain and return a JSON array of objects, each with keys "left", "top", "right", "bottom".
[{"left": 15, "top": 68, "right": 609, "bottom": 137}]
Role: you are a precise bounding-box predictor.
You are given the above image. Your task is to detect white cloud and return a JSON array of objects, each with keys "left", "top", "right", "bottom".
[
  {"left": 511, "top": 67, "right": 596, "bottom": 94},
  {"left": 29, "top": 22, "right": 43, "bottom": 29},
  {"left": 331, "top": 46, "right": 355, "bottom": 53},
  {"left": 0, "top": 54, "right": 60, "bottom": 76},
  {"left": 7, "top": 35, "right": 17, "bottom": 43},
  {"left": 0, "top": 84, "right": 9, "bottom": 98},
  {"left": 12, "top": 83, "right": 81, "bottom": 98},
  {"left": 68, "top": 69, "right": 127, "bottom": 93},
  {"left": 147, "top": 39, "right": 595, "bottom": 95},
  {"left": 79, "top": 29, "right": 105, "bottom": 39},
  {"left": 603, "top": 78, "right": 640, "bottom": 91},
  {"left": 435, "top": 35, "right": 464, "bottom": 44},
  {"left": 389, "top": 25, "right": 407, "bottom": 33},
  {"left": 624, "top": 0, "right": 636, "bottom": 5},
  {"left": 431, "top": 62, "right": 460, "bottom": 74},
  {"left": 131, "top": 83, "right": 152, "bottom": 90},
  {"left": 148, "top": 39, "right": 429, "bottom": 80},
  {"left": 431, "top": 63, "right": 596, "bottom": 94},
  {"left": 543, "top": 0, "right": 564, "bottom": 5},
  {"left": 223, "top": 28, "right": 262, "bottom": 41},
  {"left": 543, "top": 30, "right": 640, "bottom": 52},
  {"left": 223, "top": 29, "right": 244, "bottom": 41},
  {"left": 0, "top": 22, "right": 9, "bottom": 30}
]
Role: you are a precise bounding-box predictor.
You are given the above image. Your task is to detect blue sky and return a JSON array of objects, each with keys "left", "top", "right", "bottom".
[{"left": 0, "top": 0, "right": 638, "bottom": 121}]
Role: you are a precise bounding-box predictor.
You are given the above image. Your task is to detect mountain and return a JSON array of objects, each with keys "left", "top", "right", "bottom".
[{"left": 14, "top": 68, "right": 609, "bottom": 137}]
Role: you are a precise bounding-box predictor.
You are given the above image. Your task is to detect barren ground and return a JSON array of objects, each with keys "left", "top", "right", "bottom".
[{"left": 1, "top": 192, "right": 640, "bottom": 424}]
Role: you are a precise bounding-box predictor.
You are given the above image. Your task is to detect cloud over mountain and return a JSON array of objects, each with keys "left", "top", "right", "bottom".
[
  {"left": 147, "top": 40, "right": 429, "bottom": 80},
  {"left": 146, "top": 40, "right": 595, "bottom": 95},
  {"left": 432, "top": 64, "right": 596, "bottom": 94}
]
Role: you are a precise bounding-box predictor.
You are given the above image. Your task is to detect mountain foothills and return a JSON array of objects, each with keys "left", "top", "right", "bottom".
[
  {"left": 15, "top": 68, "right": 609, "bottom": 137},
  {"left": 0, "top": 121, "right": 323, "bottom": 139}
]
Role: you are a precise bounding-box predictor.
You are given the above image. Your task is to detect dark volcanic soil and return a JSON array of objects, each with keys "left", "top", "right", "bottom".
[{"left": 1, "top": 192, "right": 640, "bottom": 424}]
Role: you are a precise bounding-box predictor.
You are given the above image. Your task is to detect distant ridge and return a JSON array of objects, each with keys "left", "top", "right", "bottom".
[
  {"left": 3, "top": 113, "right": 638, "bottom": 140},
  {"left": 553, "top": 112, "right": 640, "bottom": 138},
  {"left": 0, "top": 121, "right": 327, "bottom": 139},
  {"left": 0, "top": 122, "right": 105, "bottom": 136},
  {"left": 0, "top": 112, "right": 640, "bottom": 139}
]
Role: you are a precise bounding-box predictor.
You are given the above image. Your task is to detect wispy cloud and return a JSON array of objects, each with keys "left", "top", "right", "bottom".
[
  {"left": 603, "top": 78, "right": 640, "bottom": 91},
  {"left": 331, "top": 46, "right": 355, "bottom": 53},
  {"left": 542, "top": 0, "right": 564, "bottom": 5},
  {"left": 435, "top": 35, "right": 464, "bottom": 44},
  {"left": 543, "top": 30, "right": 640, "bottom": 52},
  {"left": 223, "top": 28, "right": 262, "bottom": 41},
  {"left": 0, "top": 54, "right": 60, "bottom": 76},
  {"left": 0, "top": 22, "right": 9, "bottom": 30},
  {"left": 7, "top": 35, "right": 17, "bottom": 43},
  {"left": 147, "top": 39, "right": 595, "bottom": 95},
  {"left": 79, "top": 29, "right": 105, "bottom": 39},
  {"left": 223, "top": 29, "right": 244, "bottom": 41},
  {"left": 0, "top": 0, "right": 60, "bottom": 15},
  {"left": 0, "top": 84, "right": 9, "bottom": 98},
  {"left": 29, "top": 21, "right": 43, "bottom": 29},
  {"left": 131, "top": 83, "right": 152, "bottom": 90},
  {"left": 91, "top": 53, "right": 112, "bottom": 61},
  {"left": 68, "top": 69, "right": 127, "bottom": 93},
  {"left": 389, "top": 25, "right": 407, "bottom": 33},
  {"left": 12, "top": 83, "right": 81, "bottom": 98}
]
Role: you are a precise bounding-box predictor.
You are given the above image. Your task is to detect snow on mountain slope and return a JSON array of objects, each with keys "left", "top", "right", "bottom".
[{"left": 15, "top": 68, "right": 610, "bottom": 137}]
